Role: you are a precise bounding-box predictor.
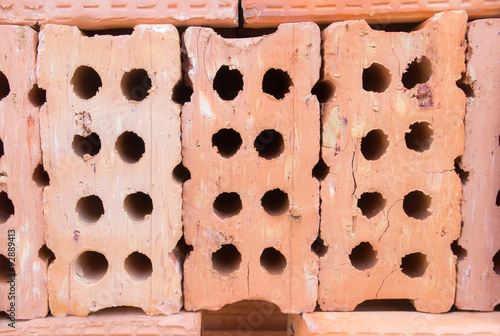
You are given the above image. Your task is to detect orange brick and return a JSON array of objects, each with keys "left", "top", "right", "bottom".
[
  {"left": 37, "top": 25, "right": 183, "bottom": 316},
  {"left": 0, "top": 0, "right": 238, "bottom": 28},
  {"left": 0, "top": 26, "right": 48, "bottom": 319},
  {"left": 242, "top": 0, "right": 500, "bottom": 28},
  {"left": 456, "top": 19, "right": 500, "bottom": 312},
  {"left": 182, "top": 23, "right": 321, "bottom": 313},
  {"left": 318, "top": 11, "right": 466, "bottom": 313},
  {"left": 290, "top": 312, "right": 500, "bottom": 335},
  {"left": 0, "top": 309, "right": 201, "bottom": 335}
]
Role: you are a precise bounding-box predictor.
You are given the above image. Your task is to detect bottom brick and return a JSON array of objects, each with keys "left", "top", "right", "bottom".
[{"left": 0, "top": 309, "right": 200, "bottom": 335}]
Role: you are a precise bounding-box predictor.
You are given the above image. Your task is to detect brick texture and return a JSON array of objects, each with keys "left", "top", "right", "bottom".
[
  {"left": 242, "top": 0, "right": 500, "bottom": 27},
  {"left": 37, "top": 25, "right": 183, "bottom": 316},
  {"left": 0, "top": 0, "right": 238, "bottom": 29},
  {"left": 182, "top": 23, "right": 321, "bottom": 313},
  {"left": 456, "top": 19, "right": 500, "bottom": 312},
  {"left": 0, "top": 26, "right": 48, "bottom": 319},
  {"left": 318, "top": 11, "right": 466, "bottom": 313},
  {"left": 290, "top": 312, "right": 500, "bottom": 335}
]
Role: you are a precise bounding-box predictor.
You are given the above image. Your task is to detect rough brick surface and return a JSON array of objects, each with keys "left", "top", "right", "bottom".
[
  {"left": 0, "top": 309, "right": 201, "bottom": 335},
  {"left": 456, "top": 19, "right": 500, "bottom": 312},
  {"left": 0, "top": 26, "right": 47, "bottom": 320},
  {"left": 38, "top": 25, "right": 183, "bottom": 316},
  {"left": 243, "top": 0, "right": 500, "bottom": 27},
  {"left": 290, "top": 312, "right": 500, "bottom": 335},
  {"left": 182, "top": 23, "right": 321, "bottom": 313},
  {"left": 0, "top": 0, "right": 238, "bottom": 28},
  {"left": 318, "top": 11, "right": 466, "bottom": 313}
]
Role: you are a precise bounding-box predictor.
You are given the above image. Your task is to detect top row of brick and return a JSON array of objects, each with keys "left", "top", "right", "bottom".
[{"left": 0, "top": 0, "right": 499, "bottom": 28}]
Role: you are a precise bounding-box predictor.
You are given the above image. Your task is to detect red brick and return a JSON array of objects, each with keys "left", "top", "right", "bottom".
[
  {"left": 0, "top": 0, "right": 238, "bottom": 28},
  {"left": 0, "top": 26, "right": 47, "bottom": 319},
  {"left": 37, "top": 25, "right": 183, "bottom": 316},
  {"left": 182, "top": 23, "right": 321, "bottom": 313},
  {"left": 318, "top": 11, "right": 466, "bottom": 313},
  {"left": 242, "top": 0, "right": 500, "bottom": 27},
  {"left": 456, "top": 19, "right": 500, "bottom": 312}
]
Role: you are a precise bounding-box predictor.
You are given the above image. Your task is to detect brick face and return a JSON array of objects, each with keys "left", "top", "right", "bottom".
[
  {"left": 0, "top": 25, "right": 47, "bottom": 319},
  {"left": 456, "top": 19, "right": 500, "bottom": 312},
  {"left": 182, "top": 23, "right": 321, "bottom": 313},
  {"left": 318, "top": 11, "right": 466, "bottom": 313},
  {"left": 37, "top": 25, "right": 183, "bottom": 316}
]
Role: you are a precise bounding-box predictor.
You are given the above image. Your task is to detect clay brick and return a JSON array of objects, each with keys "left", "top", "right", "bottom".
[
  {"left": 242, "top": 0, "right": 500, "bottom": 28},
  {"left": 0, "top": 26, "right": 48, "bottom": 319},
  {"left": 318, "top": 11, "right": 466, "bottom": 313},
  {"left": 0, "top": 309, "right": 201, "bottom": 335},
  {"left": 290, "top": 312, "right": 500, "bottom": 335},
  {"left": 456, "top": 19, "right": 500, "bottom": 312},
  {"left": 182, "top": 23, "right": 321, "bottom": 313},
  {"left": 0, "top": 0, "right": 238, "bottom": 29},
  {"left": 37, "top": 25, "right": 183, "bottom": 316}
]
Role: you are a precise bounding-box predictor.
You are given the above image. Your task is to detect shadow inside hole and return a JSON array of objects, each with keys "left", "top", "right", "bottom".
[
  {"left": 493, "top": 250, "right": 500, "bottom": 275},
  {"left": 405, "top": 121, "right": 433, "bottom": 152},
  {"left": 349, "top": 242, "right": 378, "bottom": 271},
  {"left": 401, "top": 252, "right": 428, "bottom": 278},
  {"left": 454, "top": 156, "right": 469, "bottom": 184},
  {"left": 360, "top": 129, "right": 389, "bottom": 160},
  {"left": 212, "top": 128, "right": 243, "bottom": 158},
  {"left": 74, "top": 251, "right": 108, "bottom": 282},
  {"left": 403, "top": 190, "right": 431, "bottom": 220},
  {"left": 262, "top": 68, "right": 292, "bottom": 99},
  {"left": 451, "top": 240, "right": 467, "bottom": 262},
  {"left": 123, "top": 192, "right": 153, "bottom": 222},
  {"left": 496, "top": 190, "right": 500, "bottom": 207},
  {"left": 38, "top": 244, "right": 55, "bottom": 265},
  {"left": 124, "top": 251, "right": 153, "bottom": 282},
  {"left": 312, "top": 80, "right": 335, "bottom": 103},
  {"left": 0, "top": 191, "right": 15, "bottom": 224},
  {"left": 362, "top": 63, "right": 391, "bottom": 93},
  {"left": 212, "top": 244, "right": 242, "bottom": 276},
  {"left": 71, "top": 65, "right": 102, "bottom": 100},
  {"left": 213, "top": 192, "right": 242, "bottom": 218},
  {"left": 311, "top": 236, "right": 328, "bottom": 258},
  {"left": 0, "top": 254, "right": 11, "bottom": 282},
  {"left": 213, "top": 65, "right": 243, "bottom": 101},
  {"left": 494, "top": 304, "right": 500, "bottom": 311},
  {"left": 32, "top": 163, "right": 50, "bottom": 187},
  {"left": 28, "top": 84, "right": 47, "bottom": 107},
  {"left": 115, "top": 131, "right": 145, "bottom": 164},
  {"left": 172, "top": 162, "right": 191, "bottom": 183},
  {"left": 88, "top": 306, "right": 146, "bottom": 316},
  {"left": 254, "top": 129, "right": 285, "bottom": 159},
  {"left": 0, "top": 71, "right": 10, "bottom": 100},
  {"left": 261, "top": 189, "right": 289, "bottom": 216},
  {"left": 354, "top": 299, "right": 417, "bottom": 311},
  {"left": 172, "top": 79, "right": 193, "bottom": 104},
  {"left": 121, "top": 69, "right": 152, "bottom": 102},
  {"left": 173, "top": 236, "right": 193, "bottom": 263},
  {"left": 357, "top": 192, "right": 386, "bottom": 218},
  {"left": 402, "top": 56, "right": 432, "bottom": 90},
  {"left": 456, "top": 72, "right": 474, "bottom": 98},
  {"left": 369, "top": 21, "right": 423, "bottom": 32},
  {"left": 312, "top": 157, "right": 330, "bottom": 181},
  {"left": 260, "top": 247, "right": 287, "bottom": 275},
  {"left": 72, "top": 133, "right": 101, "bottom": 159},
  {"left": 0, "top": 138, "right": 4, "bottom": 159},
  {"left": 80, "top": 28, "right": 134, "bottom": 37},
  {"left": 76, "top": 195, "right": 104, "bottom": 224},
  {"left": 0, "top": 311, "right": 8, "bottom": 319}
]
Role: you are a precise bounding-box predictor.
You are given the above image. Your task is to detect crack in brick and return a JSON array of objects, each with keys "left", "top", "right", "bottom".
[{"left": 375, "top": 269, "right": 395, "bottom": 299}]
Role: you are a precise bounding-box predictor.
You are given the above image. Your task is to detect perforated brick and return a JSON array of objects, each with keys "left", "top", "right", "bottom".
[
  {"left": 456, "top": 18, "right": 500, "bottom": 312},
  {"left": 37, "top": 25, "right": 183, "bottom": 316},
  {"left": 318, "top": 11, "right": 466, "bottom": 313},
  {"left": 182, "top": 23, "right": 321, "bottom": 313},
  {"left": 242, "top": 0, "right": 500, "bottom": 27},
  {"left": 0, "top": 25, "right": 48, "bottom": 320},
  {"left": 0, "top": 0, "right": 238, "bottom": 28}
]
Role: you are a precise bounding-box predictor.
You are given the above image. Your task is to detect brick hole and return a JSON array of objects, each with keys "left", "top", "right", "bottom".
[
  {"left": 0, "top": 254, "right": 11, "bottom": 282},
  {"left": 402, "top": 56, "right": 432, "bottom": 90},
  {"left": 496, "top": 190, "right": 499, "bottom": 207},
  {"left": 357, "top": 192, "right": 386, "bottom": 218},
  {"left": 88, "top": 306, "right": 146, "bottom": 316},
  {"left": 0, "top": 138, "right": 4, "bottom": 159},
  {"left": 405, "top": 121, "right": 433, "bottom": 152},
  {"left": 38, "top": 244, "right": 55, "bottom": 265},
  {"left": 172, "top": 162, "right": 191, "bottom": 183},
  {"left": 76, "top": 195, "right": 104, "bottom": 224},
  {"left": 454, "top": 156, "right": 469, "bottom": 184},
  {"left": 494, "top": 250, "right": 500, "bottom": 275},
  {"left": 260, "top": 247, "right": 287, "bottom": 275},
  {"left": 74, "top": 251, "right": 108, "bottom": 282},
  {"left": 495, "top": 304, "right": 500, "bottom": 311},
  {"left": 115, "top": 131, "right": 145, "bottom": 164},
  {"left": 403, "top": 190, "right": 431, "bottom": 220},
  {"left": 0, "top": 191, "right": 15, "bottom": 224},
  {"left": 213, "top": 192, "right": 242, "bottom": 218},
  {"left": 80, "top": 28, "right": 134, "bottom": 37},
  {"left": 174, "top": 236, "right": 193, "bottom": 262},
  {"left": 212, "top": 128, "right": 242, "bottom": 158},
  {"left": 213, "top": 65, "right": 243, "bottom": 101},
  {"left": 172, "top": 79, "right": 193, "bottom": 104},
  {"left": 124, "top": 251, "right": 153, "bottom": 282},
  {"left": 71, "top": 66, "right": 102, "bottom": 99},
  {"left": 121, "top": 69, "right": 152, "bottom": 102},
  {"left": 311, "top": 236, "right": 328, "bottom": 257},
  {"left": 261, "top": 189, "right": 289, "bottom": 216},
  {"left": 369, "top": 21, "right": 422, "bottom": 32},
  {"left": 0, "top": 71, "right": 10, "bottom": 100},
  {"left": 262, "top": 68, "right": 292, "bottom": 100},
  {"left": 124, "top": 192, "right": 153, "bottom": 222},
  {"left": 72, "top": 132, "right": 101, "bottom": 159},
  {"left": 401, "top": 252, "right": 428, "bottom": 278},
  {"left": 0, "top": 311, "right": 7, "bottom": 319},
  {"left": 451, "top": 240, "right": 467, "bottom": 262},
  {"left": 362, "top": 62, "right": 391, "bottom": 93},
  {"left": 456, "top": 72, "right": 474, "bottom": 98},
  {"left": 349, "top": 242, "right": 378, "bottom": 271},
  {"left": 212, "top": 244, "right": 242, "bottom": 276},
  {"left": 360, "top": 129, "right": 389, "bottom": 160},
  {"left": 354, "top": 299, "right": 416, "bottom": 311},
  {"left": 28, "top": 84, "right": 47, "bottom": 107},
  {"left": 312, "top": 157, "right": 330, "bottom": 181},
  {"left": 312, "top": 80, "right": 335, "bottom": 103},
  {"left": 254, "top": 129, "right": 284, "bottom": 159},
  {"left": 32, "top": 163, "right": 50, "bottom": 187}
]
